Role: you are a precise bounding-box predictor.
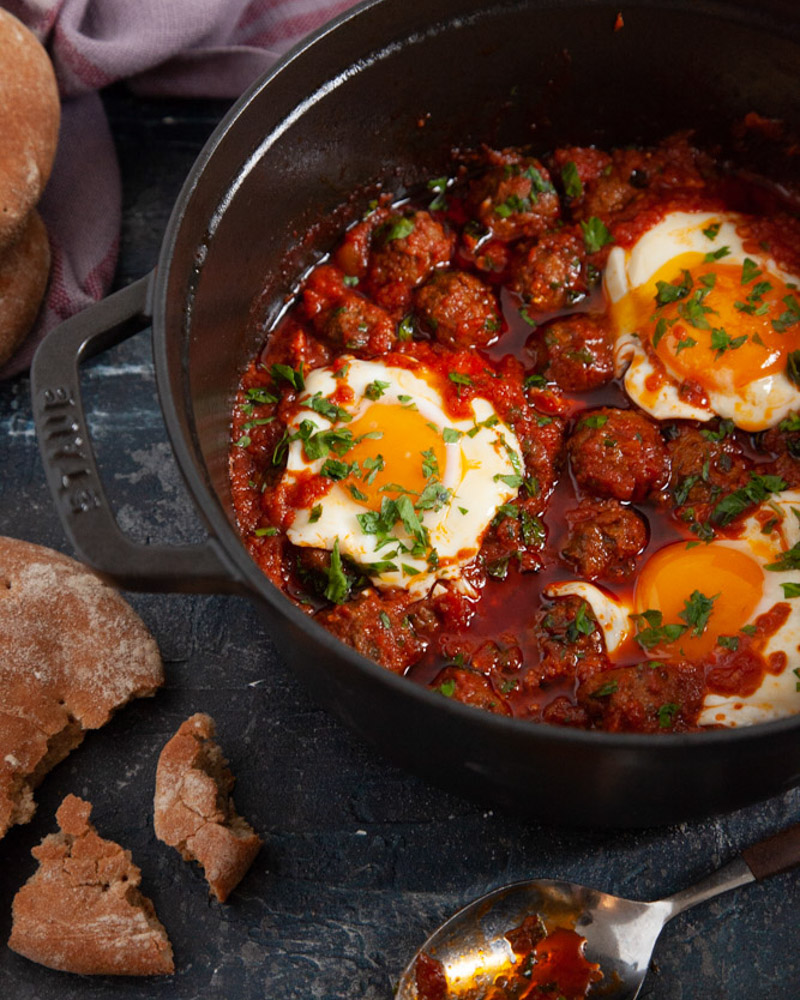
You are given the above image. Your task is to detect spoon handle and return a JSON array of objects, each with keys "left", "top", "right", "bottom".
[{"left": 741, "top": 823, "right": 800, "bottom": 880}]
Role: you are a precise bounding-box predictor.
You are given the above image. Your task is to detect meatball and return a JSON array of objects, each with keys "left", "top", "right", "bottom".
[
  {"left": 568, "top": 408, "right": 669, "bottom": 502},
  {"left": 577, "top": 661, "right": 704, "bottom": 733},
  {"left": 430, "top": 665, "right": 512, "bottom": 716},
  {"left": 667, "top": 422, "right": 753, "bottom": 520},
  {"left": 507, "top": 227, "right": 588, "bottom": 314},
  {"left": 760, "top": 415, "right": 800, "bottom": 488},
  {"left": 366, "top": 210, "right": 455, "bottom": 314},
  {"left": 528, "top": 314, "right": 613, "bottom": 392},
  {"left": 316, "top": 589, "right": 426, "bottom": 674},
  {"left": 467, "top": 148, "right": 561, "bottom": 241},
  {"left": 526, "top": 595, "right": 610, "bottom": 688},
  {"left": 302, "top": 264, "right": 396, "bottom": 355},
  {"left": 561, "top": 499, "right": 648, "bottom": 581},
  {"left": 413, "top": 269, "right": 501, "bottom": 348}
]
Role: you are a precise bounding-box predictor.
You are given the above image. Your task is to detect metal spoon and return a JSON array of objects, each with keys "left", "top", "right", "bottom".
[{"left": 396, "top": 822, "right": 800, "bottom": 999}]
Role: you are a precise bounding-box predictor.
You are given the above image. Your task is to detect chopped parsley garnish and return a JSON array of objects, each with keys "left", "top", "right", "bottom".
[
  {"left": 781, "top": 582, "right": 800, "bottom": 598},
  {"left": 717, "top": 635, "right": 739, "bottom": 651},
  {"left": 420, "top": 449, "right": 439, "bottom": 479},
  {"left": 679, "top": 590, "right": 718, "bottom": 637},
  {"left": 365, "top": 379, "right": 391, "bottom": 400},
  {"left": 580, "top": 216, "right": 614, "bottom": 254},
  {"left": 379, "top": 611, "right": 391, "bottom": 628},
  {"left": 741, "top": 258, "right": 763, "bottom": 284},
  {"left": 766, "top": 540, "right": 800, "bottom": 572},
  {"left": 235, "top": 434, "right": 251, "bottom": 448},
  {"left": 519, "top": 307, "right": 537, "bottom": 327},
  {"left": 427, "top": 176, "right": 449, "bottom": 211},
  {"left": 591, "top": 680, "right": 619, "bottom": 698},
  {"left": 495, "top": 193, "right": 532, "bottom": 218},
  {"left": 397, "top": 315, "right": 414, "bottom": 341},
  {"left": 494, "top": 473, "right": 524, "bottom": 489},
  {"left": 362, "top": 454, "right": 385, "bottom": 485},
  {"left": 773, "top": 295, "right": 800, "bottom": 333},
  {"left": 579, "top": 413, "right": 609, "bottom": 430},
  {"left": 652, "top": 317, "right": 668, "bottom": 348},
  {"left": 269, "top": 362, "right": 305, "bottom": 391},
  {"left": 449, "top": 372, "right": 474, "bottom": 387},
  {"left": 675, "top": 335, "right": 697, "bottom": 354},
  {"left": 700, "top": 419, "right": 735, "bottom": 442},
  {"left": 629, "top": 609, "right": 687, "bottom": 650},
  {"left": 711, "top": 473, "right": 788, "bottom": 526},
  {"left": 787, "top": 351, "right": 800, "bottom": 388},
  {"left": 711, "top": 327, "right": 747, "bottom": 358},
  {"left": 305, "top": 392, "right": 352, "bottom": 423},
  {"left": 702, "top": 222, "right": 721, "bottom": 240},
  {"left": 254, "top": 526, "right": 278, "bottom": 537},
  {"left": 245, "top": 387, "right": 278, "bottom": 405},
  {"left": 383, "top": 217, "right": 415, "bottom": 242},
  {"left": 309, "top": 504, "right": 323, "bottom": 524},
  {"left": 524, "top": 373, "right": 548, "bottom": 388},
  {"left": 437, "top": 678, "right": 456, "bottom": 698},
  {"left": 443, "top": 427, "right": 462, "bottom": 443},
  {"left": 657, "top": 703, "right": 680, "bottom": 729},
  {"left": 655, "top": 270, "right": 693, "bottom": 306},
  {"left": 703, "top": 245, "right": 731, "bottom": 263},
  {"left": 349, "top": 484, "right": 368, "bottom": 502},
  {"left": 320, "top": 457, "right": 356, "bottom": 481},
  {"left": 342, "top": 274, "right": 359, "bottom": 287},
  {"left": 324, "top": 539, "right": 349, "bottom": 604},
  {"left": 566, "top": 602, "right": 596, "bottom": 642},
  {"left": 561, "top": 160, "right": 583, "bottom": 198}
]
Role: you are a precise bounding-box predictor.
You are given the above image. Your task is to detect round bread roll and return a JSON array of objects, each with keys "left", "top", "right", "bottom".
[
  {"left": 0, "top": 537, "right": 164, "bottom": 841},
  {"left": 0, "top": 9, "right": 60, "bottom": 250},
  {"left": 0, "top": 209, "right": 50, "bottom": 367}
]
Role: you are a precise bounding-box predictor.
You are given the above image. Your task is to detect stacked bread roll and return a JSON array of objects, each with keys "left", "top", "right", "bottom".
[{"left": 0, "top": 9, "right": 59, "bottom": 368}]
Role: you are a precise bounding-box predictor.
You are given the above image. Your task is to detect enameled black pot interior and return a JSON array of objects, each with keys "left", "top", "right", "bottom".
[{"left": 153, "top": 0, "right": 800, "bottom": 826}]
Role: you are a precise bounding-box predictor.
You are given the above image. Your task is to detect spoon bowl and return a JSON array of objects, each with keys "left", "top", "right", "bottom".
[{"left": 397, "top": 824, "right": 800, "bottom": 999}]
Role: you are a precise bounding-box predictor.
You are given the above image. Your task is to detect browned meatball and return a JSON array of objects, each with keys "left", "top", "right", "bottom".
[
  {"left": 303, "top": 264, "right": 396, "bottom": 355},
  {"left": 760, "top": 415, "right": 800, "bottom": 488},
  {"left": 528, "top": 314, "right": 613, "bottom": 392},
  {"left": 430, "top": 665, "right": 512, "bottom": 715},
  {"left": 526, "top": 595, "right": 610, "bottom": 688},
  {"left": 316, "top": 589, "right": 426, "bottom": 674},
  {"left": 413, "top": 269, "right": 501, "bottom": 348},
  {"left": 366, "top": 210, "right": 455, "bottom": 314},
  {"left": 561, "top": 499, "right": 647, "bottom": 581},
  {"left": 577, "top": 661, "right": 704, "bottom": 733},
  {"left": 507, "top": 228, "right": 588, "bottom": 314},
  {"left": 667, "top": 422, "right": 753, "bottom": 520},
  {"left": 568, "top": 408, "right": 669, "bottom": 502},
  {"left": 467, "top": 148, "right": 560, "bottom": 241}
]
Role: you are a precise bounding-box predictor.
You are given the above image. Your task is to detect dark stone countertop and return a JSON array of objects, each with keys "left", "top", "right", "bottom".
[{"left": 0, "top": 88, "right": 798, "bottom": 1000}]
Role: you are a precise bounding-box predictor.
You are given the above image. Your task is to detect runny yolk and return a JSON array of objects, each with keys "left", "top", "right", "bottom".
[
  {"left": 633, "top": 541, "right": 764, "bottom": 659},
  {"left": 613, "top": 252, "right": 800, "bottom": 394},
  {"left": 343, "top": 402, "right": 447, "bottom": 510}
]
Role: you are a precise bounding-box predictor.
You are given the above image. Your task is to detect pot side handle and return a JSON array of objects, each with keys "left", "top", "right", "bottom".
[{"left": 30, "top": 274, "right": 245, "bottom": 595}]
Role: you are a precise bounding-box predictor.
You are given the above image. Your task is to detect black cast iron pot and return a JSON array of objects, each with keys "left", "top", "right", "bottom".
[{"left": 31, "top": 0, "right": 800, "bottom": 827}]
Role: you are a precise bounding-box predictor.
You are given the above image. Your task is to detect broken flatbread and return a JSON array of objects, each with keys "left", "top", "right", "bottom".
[
  {"left": 0, "top": 537, "right": 164, "bottom": 840},
  {"left": 8, "top": 794, "right": 174, "bottom": 975},
  {"left": 154, "top": 713, "right": 262, "bottom": 902}
]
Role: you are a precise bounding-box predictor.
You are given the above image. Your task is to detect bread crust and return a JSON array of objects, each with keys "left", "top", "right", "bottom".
[
  {"left": 8, "top": 794, "right": 174, "bottom": 975},
  {"left": 0, "top": 537, "right": 164, "bottom": 840},
  {"left": 154, "top": 713, "right": 262, "bottom": 902},
  {"left": 0, "top": 209, "right": 50, "bottom": 366},
  {"left": 0, "top": 10, "right": 60, "bottom": 250}
]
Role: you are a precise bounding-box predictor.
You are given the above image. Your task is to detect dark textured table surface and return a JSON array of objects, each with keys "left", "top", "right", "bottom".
[{"left": 1, "top": 88, "right": 799, "bottom": 1000}]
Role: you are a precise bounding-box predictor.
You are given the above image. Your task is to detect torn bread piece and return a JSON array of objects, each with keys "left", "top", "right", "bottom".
[
  {"left": 0, "top": 537, "right": 164, "bottom": 840},
  {"left": 8, "top": 795, "right": 174, "bottom": 975},
  {"left": 154, "top": 713, "right": 262, "bottom": 902}
]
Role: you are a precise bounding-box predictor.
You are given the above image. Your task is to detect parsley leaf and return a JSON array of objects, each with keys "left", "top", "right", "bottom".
[
  {"left": 679, "top": 590, "right": 719, "bottom": 636},
  {"left": 711, "top": 473, "right": 788, "bottom": 526},
  {"left": 324, "top": 539, "right": 350, "bottom": 604},
  {"left": 580, "top": 216, "right": 614, "bottom": 253},
  {"left": 561, "top": 161, "right": 583, "bottom": 198}
]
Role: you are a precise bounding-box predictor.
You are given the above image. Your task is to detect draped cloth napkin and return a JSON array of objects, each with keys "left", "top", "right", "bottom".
[{"left": 0, "top": 0, "right": 360, "bottom": 379}]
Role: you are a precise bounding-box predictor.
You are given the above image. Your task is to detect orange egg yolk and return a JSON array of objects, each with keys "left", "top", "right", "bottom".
[
  {"left": 614, "top": 252, "right": 800, "bottom": 394},
  {"left": 633, "top": 540, "right": 764, "bottom": 659},
  {"left": 342, "top": 403, "right": 447, "bottom": 510}
]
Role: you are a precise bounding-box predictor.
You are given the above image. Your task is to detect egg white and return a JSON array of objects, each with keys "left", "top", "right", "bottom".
[
  {"left": 606, "top": 210, "right": 800, "bottom": 431},
  {"left": 282, "top": 357, "right": 523, "bottom": 597}
]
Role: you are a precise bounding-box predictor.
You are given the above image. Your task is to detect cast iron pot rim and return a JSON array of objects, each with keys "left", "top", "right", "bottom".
[{"left": 150, "top": 0, "right": 800, "bottom": 754}]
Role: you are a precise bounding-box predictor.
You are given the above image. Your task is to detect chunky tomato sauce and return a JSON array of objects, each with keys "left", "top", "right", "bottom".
[{"left": 230, "top": 124, "right": 800, "bottom": 734}]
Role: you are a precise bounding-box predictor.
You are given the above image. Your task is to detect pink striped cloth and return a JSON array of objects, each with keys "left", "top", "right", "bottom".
[{"left": 0, "top": 0, "right": 360, "bottom": 380}]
